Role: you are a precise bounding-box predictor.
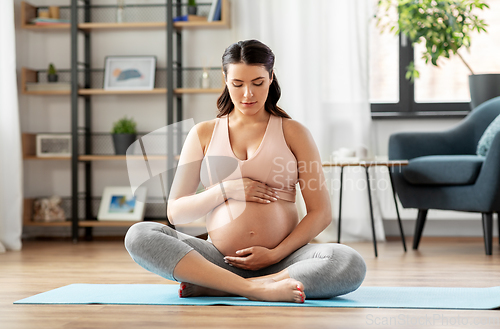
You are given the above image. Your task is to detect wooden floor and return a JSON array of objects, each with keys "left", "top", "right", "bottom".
[{"left": 1, "top": 237, "right": 499, "bottom": 329}]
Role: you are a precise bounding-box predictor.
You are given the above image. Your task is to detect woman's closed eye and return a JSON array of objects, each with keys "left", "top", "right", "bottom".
[{"left": 232, "top": 82, "right": 264, "bottom": 87}]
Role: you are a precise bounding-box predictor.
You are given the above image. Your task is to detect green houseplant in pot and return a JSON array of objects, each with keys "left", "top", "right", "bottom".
[
  {"left": 111, "top": 116, "right": 137, "bottom": 155},
  {"left": 187, "top": 0, "right": 197, "bottom": 15},
  {"left": 376, "top": 0, "right": 495, "bottom": 109},
  {"left": 47, "top": 63, "right": 58, "bottom": 82}
]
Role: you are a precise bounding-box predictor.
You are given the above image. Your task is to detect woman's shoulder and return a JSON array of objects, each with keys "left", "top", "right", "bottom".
[
  {"left": 193, "top": 119, "right": 218, "bottom": 154},
  {"left": 194, "top": 118, "right": 217, "bottom": 135},
  {"left": 282, "top": 117, "right": 311, "bottom": 140},
  {"left": 281, "top": 117, "right": 315, "bottom": 154}
]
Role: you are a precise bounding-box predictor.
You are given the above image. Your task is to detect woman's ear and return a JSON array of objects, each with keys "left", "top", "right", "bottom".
[
  {"left": 222, "top": 70, "right": 226, "bottom": 82},
  {"left": 270, "top": 71, "right": 274, "bottom": 84}
]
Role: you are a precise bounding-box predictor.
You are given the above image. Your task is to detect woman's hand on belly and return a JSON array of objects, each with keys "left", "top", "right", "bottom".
[
  {"left": 223, "top": 246, "right": 278, "bottom": 271},
  {"left": 223, "top": 178, "right": 279, "bottom": 204}
]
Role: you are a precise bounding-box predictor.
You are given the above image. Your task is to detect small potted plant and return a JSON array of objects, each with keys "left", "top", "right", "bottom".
[
  {"left": 376, "top": 0, "right": 493, "bottom": 109},
  {"left": 111, "top": 116, "right": 137, "bottom": 155},
  {"left": 47, "top": 63, "right": 58, "bottom": 82},
  {"left": 187, "top": 0, "right": 197, "bottom": 15}
]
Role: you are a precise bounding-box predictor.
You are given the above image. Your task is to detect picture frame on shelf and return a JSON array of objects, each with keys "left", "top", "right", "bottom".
[
  {"left": 97, "top": 186, "right": 147, "bottom": 221},
  {"left": 103, "top": 56, "right": 156, "bottom": 91},
  {"left": 36, "top": 134, "right": 71, "bottom": 157}
]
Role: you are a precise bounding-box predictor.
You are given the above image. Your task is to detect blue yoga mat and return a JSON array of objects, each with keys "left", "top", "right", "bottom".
[{"left": 14, "top": 284, "right": 500, "bottom": 309}]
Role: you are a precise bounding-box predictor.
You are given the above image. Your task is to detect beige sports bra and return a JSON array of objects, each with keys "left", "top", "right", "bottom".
[{"left": 200, "top": 114, "right": 298, "bottom": 202}]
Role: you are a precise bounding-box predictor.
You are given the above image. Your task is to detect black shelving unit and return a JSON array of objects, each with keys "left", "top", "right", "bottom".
[
  {"left": 69, "top": 0, "right": 180, "bottom": 242},
  {"left": 20, "top": 0, "right": 227, "bottom": 241}
]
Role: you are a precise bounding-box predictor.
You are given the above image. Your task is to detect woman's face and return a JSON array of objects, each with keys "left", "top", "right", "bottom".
[{"left": 225, "top": 63, "right": 273, "bottom": 116}]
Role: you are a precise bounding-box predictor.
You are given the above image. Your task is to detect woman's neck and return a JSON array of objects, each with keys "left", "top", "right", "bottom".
[{"left": 229, "top": 108, "right": 270, "bottom": 126}]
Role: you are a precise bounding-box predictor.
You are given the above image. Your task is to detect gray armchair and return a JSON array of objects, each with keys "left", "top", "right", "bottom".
[{"left": 389, "top": 96, "right": 500, "bottom": 255}]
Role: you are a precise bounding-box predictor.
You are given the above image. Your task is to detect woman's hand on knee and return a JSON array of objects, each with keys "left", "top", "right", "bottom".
[{"left": 223, "top": 246, "right": 278, "bottom": 271}]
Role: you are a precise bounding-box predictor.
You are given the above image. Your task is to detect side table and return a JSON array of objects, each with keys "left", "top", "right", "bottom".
[{"left": 322, "top": 160, "right": 409, "bottom": 257}]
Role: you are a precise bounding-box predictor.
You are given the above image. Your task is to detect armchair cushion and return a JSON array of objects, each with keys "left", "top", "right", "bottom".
[
  {"left": 403, "top": 155, "right": 485, "bottom": 185},
  {"left": 477, "top": 114, "right": 500, "bottom": 156}
]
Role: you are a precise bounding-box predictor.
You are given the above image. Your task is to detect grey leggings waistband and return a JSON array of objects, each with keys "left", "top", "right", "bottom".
[{"left": 125, "top": 222, "right": 366, "bottom": 299}]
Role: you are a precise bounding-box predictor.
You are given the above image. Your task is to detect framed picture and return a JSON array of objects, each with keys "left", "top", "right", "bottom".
[
  {"left": 103, "top": 56, "right": 156, "bottom": 90},
  {"left": 36, "top": 134, "right": 72, "bottom": 157},
  {"left": 97, "top": 186, "right": 147, "bottom": 221}
]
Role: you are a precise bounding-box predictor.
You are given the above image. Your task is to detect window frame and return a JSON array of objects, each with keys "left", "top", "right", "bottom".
[{"left": 371, "top": 35, "right": 471, "bottom": 119}]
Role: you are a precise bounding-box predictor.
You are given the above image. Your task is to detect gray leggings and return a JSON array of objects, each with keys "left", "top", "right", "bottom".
[{"left": 125, "top": 222, "right": 366, "bottom": 299}]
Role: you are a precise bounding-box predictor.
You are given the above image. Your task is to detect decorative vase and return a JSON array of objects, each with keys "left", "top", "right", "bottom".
[
  {"left": 200, "top": 70, "right": 210, "bottom": 89},
  {"left": 117, "top": 0, "right": 125, "bottom": 23},
  {"left": 112, "top": 133, "right": 136, "bottom": 155},
  {"left": 469, "top": 74, "right": 500, "bottom": 110}
]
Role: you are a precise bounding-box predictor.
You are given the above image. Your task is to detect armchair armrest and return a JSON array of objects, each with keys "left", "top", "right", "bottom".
[{"left": 389, "top": 126, "right": 476, "bottom": 160}]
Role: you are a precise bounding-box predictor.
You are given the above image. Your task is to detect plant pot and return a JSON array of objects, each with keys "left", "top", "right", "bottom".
[
  {"left": 47, "top": 74, "right": 58, "bottom": 82},
  {"left": 112, "top": 134, "right": 137, "bottom": 155},
  {"left": 469, "top": 74, "right": 500, "bottom": 109},
  {"left": 187, "top": 5, "right": 197, "bottom": 15}
]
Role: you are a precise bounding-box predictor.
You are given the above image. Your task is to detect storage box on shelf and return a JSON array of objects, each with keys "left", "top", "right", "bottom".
[{"left": 22, "top": 133, "right": 70, "bottom": 160}]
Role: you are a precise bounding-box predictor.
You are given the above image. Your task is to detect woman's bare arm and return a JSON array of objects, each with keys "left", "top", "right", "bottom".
[
  {"left": 271, "top": 119, "right": 332, "bottom": 260},
  {"left": 167, "top": 121, "right": 227, "bottom": 225}
]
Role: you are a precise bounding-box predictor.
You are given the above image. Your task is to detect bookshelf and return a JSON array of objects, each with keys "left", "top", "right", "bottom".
[{"left": 20, "top": 0, "right": 228, "bottom": 240}]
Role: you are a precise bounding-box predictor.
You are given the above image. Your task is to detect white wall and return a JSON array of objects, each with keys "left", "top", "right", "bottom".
[{"left": 16, "top": 0, "right": 496, "bottom": 238}]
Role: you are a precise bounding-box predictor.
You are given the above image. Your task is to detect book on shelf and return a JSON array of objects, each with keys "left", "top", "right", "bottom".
[
  {"left": 30, "top": 18, "right": 70, "bottom": 25},
  {"left": 173, "top": 15, "right": 207, "bottom": 22},
  {"left": 207, "top": 0, "right": 221, "bottom": 22},
  {"left": 25, "top": 82, "right": 71, "bottom": 92},
  {"left": 213, "top": 0, "right": 222, "bottom": 21}
]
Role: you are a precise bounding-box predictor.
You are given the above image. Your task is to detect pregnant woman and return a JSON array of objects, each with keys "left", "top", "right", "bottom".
[{"left": 125, "top": 40, "right": 366, "bottom": 303}]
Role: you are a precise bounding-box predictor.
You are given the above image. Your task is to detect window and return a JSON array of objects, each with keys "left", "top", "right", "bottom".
[
  {"left": 370, "top": 0, "right": 500, "bottom": 118},
  {"left": 369, "top": 8, "right": 399, "bottom": 104},
  {"left": 414, "top": 0, "right": 500, "bottom": 103}
]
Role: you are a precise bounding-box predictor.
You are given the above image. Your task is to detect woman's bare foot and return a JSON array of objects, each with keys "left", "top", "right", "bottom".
[
  {"left": 179, "top": 282, "right": 235, "bottom": 298},
  {"left": 179, "top": 276, "right": 278, "bottom": 298},
  {"left": 250, "top": 278, "right": 305, "bottom": 303},
  {"left": 179, "top": 278, "right": 305, "bottom": 303}
]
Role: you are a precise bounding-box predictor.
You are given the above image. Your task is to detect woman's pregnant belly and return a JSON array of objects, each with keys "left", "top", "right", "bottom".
[{"left": 206, "top": 199, "right": 299, "bottom": 256}]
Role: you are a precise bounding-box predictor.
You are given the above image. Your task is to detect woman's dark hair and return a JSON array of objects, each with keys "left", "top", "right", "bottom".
[{"left": 216, "top": 40, "right": 291, "bottom": 119}]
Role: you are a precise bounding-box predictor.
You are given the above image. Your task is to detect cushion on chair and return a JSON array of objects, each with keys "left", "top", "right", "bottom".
[
  {"left": 477, "top": 114, "right": 500, "bottom": 156},
  {"left": 402, "top": 155, "right": 484, "bottom": 185}
]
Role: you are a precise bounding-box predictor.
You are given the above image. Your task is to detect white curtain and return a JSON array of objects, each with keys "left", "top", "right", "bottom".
[
  {"left": 231, "top": 0, "right": 385, "bottom": 242},
  {"left": 0, "top": 0, "right": 23, "bottom": 251}
]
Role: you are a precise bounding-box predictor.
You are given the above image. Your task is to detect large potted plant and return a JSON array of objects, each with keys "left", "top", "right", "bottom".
[
  {"left": 376, "top": 0, "right": 495, "bottom": 109},
  {"left": 111, "top": 116, "right": 137, "bottom": 155}
]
